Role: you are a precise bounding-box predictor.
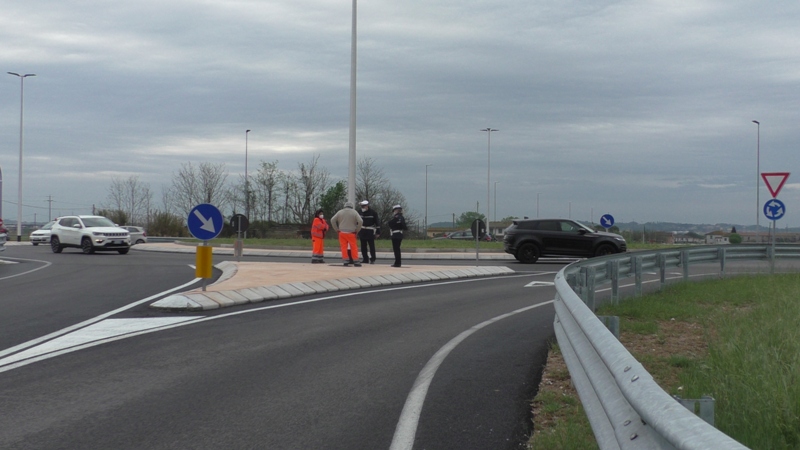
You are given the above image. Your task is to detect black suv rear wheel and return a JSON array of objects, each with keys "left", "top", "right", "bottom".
[{"left": 515, "top": 243, "right": 541, "bottom": 264}]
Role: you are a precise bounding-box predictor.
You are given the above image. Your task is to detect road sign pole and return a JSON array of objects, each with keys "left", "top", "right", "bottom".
[{"left": 196, "top": 241, "right": 213, "bottom": 291}]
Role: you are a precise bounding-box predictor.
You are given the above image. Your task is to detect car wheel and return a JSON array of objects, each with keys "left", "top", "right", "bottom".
[
  {"left": 32, "top": 242, "right": 38, "bottom": 246},
  {"left": 118, "top": 248, "right": 130, "bottom": 255},
  {"left": 594, "top": 243, "right": 615, "bottom": 257},
  {"left": 135, "top": 239, "right": 144, "bottom": 245},
  {"left": 81, "top": 237, "right": 95, "bottom": 254},
  {"left": 51, "top": 236, "right": 63, "bottom": 253},
  {"left": 516, "top": 243, "right": 540, "bottom": 264}
]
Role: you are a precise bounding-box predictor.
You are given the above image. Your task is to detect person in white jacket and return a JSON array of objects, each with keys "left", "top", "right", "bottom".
[{"left": 330, "top": 202, "right": 364, "bottom": 266}]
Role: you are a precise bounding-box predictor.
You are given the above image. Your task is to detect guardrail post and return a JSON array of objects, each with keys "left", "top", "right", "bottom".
[
  {"left": 634, "top": 256, "right": 643, "bottom": 297},
  {"left": 682, "top": 249, "right": 690, "bottom": 281},
  {"left": 586, "top": 266, "right": 596, "bottom": 311},
  {"left": 578, "top": 267, "right": 588, "bottom": 303},
  {"left": 609, "top": 260, "right": 620, "bottom": 305},
  {"left": 598, "top": 316, "right": 620, "bottom": 339},
  {"left": 719, "top": 247, "right": 726, "bottom": 278},
  {"left": 658, "top": 253, "right": 667, "bottom": 289},
  {"left": 674, "top": 395, "right": 715, "bottom": 427}
]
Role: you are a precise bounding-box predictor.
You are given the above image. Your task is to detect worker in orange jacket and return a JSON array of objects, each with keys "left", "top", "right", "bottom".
[{"left": 311, "top": 208, "right": 329, "bottom": 264}]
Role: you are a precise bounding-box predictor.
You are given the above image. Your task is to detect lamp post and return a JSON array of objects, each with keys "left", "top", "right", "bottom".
[
  {"left": 481, "top": 128, "right": 498, "bottom": 234},
  {"left": 752, "top": 120, "right": 760, "bottom": 243},
  {"left": 347, "top": 0, "right": 358, "bottom": 205},
  {"left": 8, "top": 72, "right": 35, "bottom": 241},
  {"left": 425, "top": 164, "right": 432, "bottom": 240},
  {"left": 245, "top": 129, "right": 251, "bottom": 221},
  {"left": 537, "top": 193, "right": 541, "bottom": 218},
  {"left": 494, "top": 181, "right": 500, "bottom": 222}
]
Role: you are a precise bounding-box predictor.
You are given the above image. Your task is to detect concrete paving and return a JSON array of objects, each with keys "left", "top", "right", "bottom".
[{"left": 138, "top": 243, "right": 516, "bottom": 311}]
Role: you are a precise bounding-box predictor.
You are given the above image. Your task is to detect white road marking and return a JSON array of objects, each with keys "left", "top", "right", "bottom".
[
  {"left": 0, "top": 318, "right": 199, "bottom": 368},
  {"left": 0, "top": 257, "right": 52, "bottom": 281},
  {"left": 0, "top": 272, "right": 543, "bottom": 373},
  {"left": 389, "top": 300, "right": 555, "bottom": 450},
  {"left": 0, "top": 275, "right": 201, "bottom": 361},
  {"left": 525, "top": 281, "right": 555, "bottom": 287}
]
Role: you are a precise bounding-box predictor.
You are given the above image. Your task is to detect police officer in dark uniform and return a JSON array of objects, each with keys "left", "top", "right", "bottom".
[
  {"left": 357, "top": 200, "right": 380, "bottom": 264},
  {"left": 388, "top": 204, "right": 407, "bottom": 267}
]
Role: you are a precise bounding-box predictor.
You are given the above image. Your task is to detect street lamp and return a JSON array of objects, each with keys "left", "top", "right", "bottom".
[
  {"left": 347, "top": 0, "right": 358, "bottom": 205},
  {"left": 752, "top": 120, "right": 760, "bottom": 243},
  {"left": 245, "top": 129, "right": 251, "bottom": 217},
  {"left": 537, "top": 193, "right": 541, "bottom": 218},
  {"left": 481, "top": 128, "right": 498, "bottom": 233},
  {"left": 425, "top": 164, "right": 432, "bottom": 240},
  {"left": 8, "top": 72, "right": 35, "bottom": 241},
  {"left": 494, "top": 181, "right": 500, "bottom": 222}
]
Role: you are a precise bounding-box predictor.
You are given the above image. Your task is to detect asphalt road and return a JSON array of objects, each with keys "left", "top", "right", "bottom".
[{"left": 0, "top": 244, "right": 563, "bottom": 449}]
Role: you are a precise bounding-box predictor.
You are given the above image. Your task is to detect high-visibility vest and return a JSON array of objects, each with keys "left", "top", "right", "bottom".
[{"left": 312, "top": 217, "right": 328, "bottom": 239}]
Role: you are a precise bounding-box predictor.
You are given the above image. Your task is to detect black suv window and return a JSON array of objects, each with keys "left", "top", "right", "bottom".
[
  {"left": 559, "top": 221, "right": 582, "bottom": 233},
  {"left": 538, "top": 221, "right": 560, "bottom": 231}
]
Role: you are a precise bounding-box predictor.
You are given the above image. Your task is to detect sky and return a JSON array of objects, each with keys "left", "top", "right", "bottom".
[{"left": 1, "top": 0, "right": 799, "bottom": 230}]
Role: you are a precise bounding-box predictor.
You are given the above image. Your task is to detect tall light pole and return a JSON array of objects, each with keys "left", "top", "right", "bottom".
[
  {"left": 537, "top": 193, "right": 541, "bottom": 218},
  {"left": 425, "top": 164, "right": 432, "bottom": 240},
  {"left": 347, "top": 0, "right": 358, "bottom": 205},
  {"left": 752, "top": 120, "right": 760, "bottom": 243},
  {"left": 494, "top": 181, "right": 500, "bottom": 222},
  {"left": 8, "top": 72, "right": 35, "bottom": 241},
  {"left": 245, "top": 129, "right": 251, "bottom": 221},
  {"left": 481, "top": 128, "right": 498, "bottom": 233}
]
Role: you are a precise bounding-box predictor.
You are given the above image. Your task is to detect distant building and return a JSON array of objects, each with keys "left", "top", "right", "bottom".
[{"left": 705, "top": 230, "right": 730, "bottom": 245}]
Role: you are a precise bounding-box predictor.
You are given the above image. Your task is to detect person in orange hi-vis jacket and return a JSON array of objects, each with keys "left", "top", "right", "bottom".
[{"left": 311, "top": 208, "right": 329, "bottom": 264}]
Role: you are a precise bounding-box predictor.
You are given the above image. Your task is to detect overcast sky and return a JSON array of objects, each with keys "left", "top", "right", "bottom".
[{"left": 1, "top": 0, "right": 798, "bottom": 229}]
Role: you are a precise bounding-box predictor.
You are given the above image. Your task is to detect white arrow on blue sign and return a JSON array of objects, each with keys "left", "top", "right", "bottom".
[
  {"left": 600, "top": 214, "right": 615, "bottom": 229},
  {"left": 188, "top": 203, "right": 224, "bottom": 240},
  {"left": 763, "top": 199, "right": 786, "bottom": 221}
]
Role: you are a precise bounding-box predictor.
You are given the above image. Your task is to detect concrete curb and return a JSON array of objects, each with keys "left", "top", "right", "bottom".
[{"left": 151, "top": 265, "right": 516, "bottom": 312}]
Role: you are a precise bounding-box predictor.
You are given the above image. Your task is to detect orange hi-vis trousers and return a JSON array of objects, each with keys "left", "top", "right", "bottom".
[{"left": 338, "top": 231, "right": 357, "bottom": 261}]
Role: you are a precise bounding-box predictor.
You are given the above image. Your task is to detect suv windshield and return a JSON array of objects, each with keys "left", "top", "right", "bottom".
[{"left": 81, "top": 217, "right": 116, "bottom": 228}]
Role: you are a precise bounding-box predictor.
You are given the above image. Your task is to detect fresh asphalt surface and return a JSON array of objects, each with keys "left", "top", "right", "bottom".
[{"left": 0, "top": 243, "right": 562, "bottom": 449}]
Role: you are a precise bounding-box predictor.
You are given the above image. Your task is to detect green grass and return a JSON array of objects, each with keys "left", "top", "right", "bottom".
[
  {"left": 190, "top": 237, "right": 506, "bottom": 251},
  {"left": 530, "top": 274, "right": 800, "bottom": 449}
]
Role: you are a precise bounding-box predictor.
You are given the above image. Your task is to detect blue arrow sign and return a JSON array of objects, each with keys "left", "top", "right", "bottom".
[
  {"left": 188, "top": 203, "right": 224, "bottom": 240},
  {"left": 763, "top": 198, "right": 786, "bottom": 221},
  {"left": 600, "top": 214, "right": 615, "bottom": 229}
]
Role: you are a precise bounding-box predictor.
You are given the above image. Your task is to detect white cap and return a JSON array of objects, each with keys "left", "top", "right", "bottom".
[
  {"left": 392, "top": 204, "right": 402, "bottom": 210},
  {"left": 359, "top": 200, "right": 369, "bottom": 206}
]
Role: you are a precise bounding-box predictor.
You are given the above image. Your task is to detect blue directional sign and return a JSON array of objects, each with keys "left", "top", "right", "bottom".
[
  {"left": 187, "top": 203, "right": 224, "bottom": 240},
  {"left": 763, "top": 198, "right": 786, "bottom": 221},
  {"left": 600, "top": 214, "right": 615, "bottom": 229}
]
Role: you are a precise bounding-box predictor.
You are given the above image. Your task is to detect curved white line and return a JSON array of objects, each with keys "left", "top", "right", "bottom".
[
  {"left": 0, "top": 256, "right": 52, "bottom": 281},
  {"left": 0, "top": 277, "right": 201, "bottom": 360},
  {"left": 0, "top": 274, "right": 548, "bottom": 372},
  {"left": 388, "top": 300, "right": 554, "bottom": 450}
]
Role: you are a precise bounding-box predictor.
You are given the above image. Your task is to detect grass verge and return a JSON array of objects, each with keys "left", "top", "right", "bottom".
[{"left": 529, "top": 273, "right": 800, "bottom": 449}]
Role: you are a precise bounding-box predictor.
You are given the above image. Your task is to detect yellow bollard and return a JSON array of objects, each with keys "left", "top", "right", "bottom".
[{"left": 196, "top": 244, "right": 213, "bottom": 279}]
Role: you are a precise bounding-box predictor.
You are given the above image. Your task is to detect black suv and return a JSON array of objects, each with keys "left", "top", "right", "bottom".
[{"left": 503, "top": 218, "right": 626, "bottom": 263}]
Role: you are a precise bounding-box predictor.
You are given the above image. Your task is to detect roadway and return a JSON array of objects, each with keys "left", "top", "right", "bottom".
[{"left": 0, "top": 243, "right": 566, "bottom": 449}]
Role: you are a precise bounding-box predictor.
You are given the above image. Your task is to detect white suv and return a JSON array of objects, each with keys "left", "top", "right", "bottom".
[{"left": 50, "top": 215, "right": 131, "bottom": 254}]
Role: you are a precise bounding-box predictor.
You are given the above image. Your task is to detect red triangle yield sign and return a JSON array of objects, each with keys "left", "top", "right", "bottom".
[{"left": 761, "top": 172, "right": 790, "bottom": 198}]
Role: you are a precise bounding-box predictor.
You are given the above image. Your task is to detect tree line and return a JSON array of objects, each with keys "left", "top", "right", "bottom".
[{"left": 99, "top": 156, "right": 414, "bottom": 238}]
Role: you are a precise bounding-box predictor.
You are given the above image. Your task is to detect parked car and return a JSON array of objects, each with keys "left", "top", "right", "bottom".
[
  {"left": 50, "top": 215, "right": 131, "bottom": 254},
  {"left": 503, "top": 218, "right": 627, "bottom": 263},
  {"left": 29, "top": 221, "right": 55, "bottom": 246},
  {"left": 122, "top": 226, "right": 147, "bottom": 244},
  {"left": 0, "top": 218, "right": 7, "bottom": 252},
  {"left": 433, "top": 230, "right": 493, "bottom": 241}
]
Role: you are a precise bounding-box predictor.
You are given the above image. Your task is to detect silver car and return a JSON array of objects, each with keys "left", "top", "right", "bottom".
[
  {"left": 29, "top": 221, "right": 55, "bottom": 246},
  {"left": 0, "top": 218, "right": 7, "bottom": 252},
  {"left": 122, "top": 226, "right": 148, "bottom": 245}
]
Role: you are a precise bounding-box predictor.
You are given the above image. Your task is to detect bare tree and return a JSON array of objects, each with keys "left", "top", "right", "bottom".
[
  {"left": 104, "top": 175, "right": 152, "bottom": 225},
  {"left": 283, "top": 155, "right": 330, "bottom": 224},
  {"left": 169, "top": 162, "right": 229, "bottom": 217},
  {"left": 254, "top": 160, "right": 280, "bottom": 222}
]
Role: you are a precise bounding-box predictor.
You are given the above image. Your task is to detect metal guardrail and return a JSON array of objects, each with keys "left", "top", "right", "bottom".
[{"left": 553, "top": 244, "right": 800, "bottom": 450}]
